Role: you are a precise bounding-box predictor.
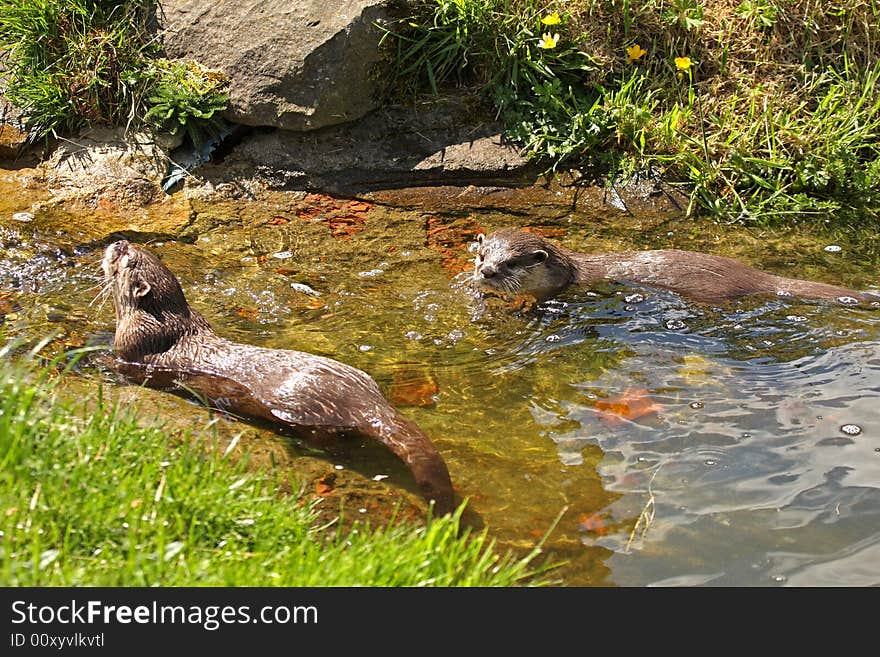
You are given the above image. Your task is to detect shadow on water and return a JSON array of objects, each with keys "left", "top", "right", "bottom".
[{"left": 3, "top": 179, "right": 880, "bottom": 586}]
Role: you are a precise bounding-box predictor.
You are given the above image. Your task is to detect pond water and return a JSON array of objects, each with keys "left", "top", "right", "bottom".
[{"left": 2, "top": 179, "right": 880, "bottom": 586}]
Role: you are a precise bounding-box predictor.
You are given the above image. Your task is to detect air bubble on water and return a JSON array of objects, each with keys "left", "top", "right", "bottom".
[
  {"left": 840, "top": 424, "right": 861, "bottom": 436},
  {"left": 741, "top": 433, "right": 751, "bottom": 439},
  {"left": 837, "top": 296, "right": 859, "bottom": 305},
  {"left": 271, "top": 250, "right": 292, "bottom": 259},
  {"left": 786, "top": 315, "right": 807, "bottom": 322},
  {"left": 690, "top": 401, "right": 704, "bottom": 409},
  {"left": 359, "top": 345, "right": 372, "bottom": 352},
  {"left": 824, "top": 245, "right": 842, "bottom": 252},
  {"left": 546, "top": 334, "right": 561, "bottom": 342},
  {"left": 358, "top": 268, "right": 383, "bottom": 278},
  {"left": 624, "top": 293, "right": 645, "bottom": 303},
  {"left": 665, "top": 319, "right": 686, "bottom": 330},
  {"left": 704, "top": 459, "right": 717, "bottom": 466},
  {"left": 405, "top": 330, "right": 422, "bottom": 341},
  {"left": 776, "top": 290, "right": 793, "bottom": 297},
  {"left": 771, "top": 575, "right": 787, "bottom": 583}
]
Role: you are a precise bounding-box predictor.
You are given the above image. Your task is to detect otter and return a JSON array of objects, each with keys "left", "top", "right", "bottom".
[
  {"left": 102, "top": 240, "right": 455, "bottom": 515},
  {"left": 473, "top": 228, "right": 880, "bottom": 306}
]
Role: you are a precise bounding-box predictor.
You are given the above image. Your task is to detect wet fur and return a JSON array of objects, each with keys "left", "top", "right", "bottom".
[
  {"left": 103, "top": 241, "right": 455, "bottom": 514},
  {"left": 473, "top": 228, "right": 879, "bottom": 306}
]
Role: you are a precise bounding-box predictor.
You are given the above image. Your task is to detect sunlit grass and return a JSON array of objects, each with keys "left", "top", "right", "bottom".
[
  {"left": 385, "top": 1, "right": 880, "bottom": 227},
  {"left": 0, "top": 348, "right": 552, "bottom": 586},
  {"left": 0, "top": 0, "right": 228, "bottom": 147}
]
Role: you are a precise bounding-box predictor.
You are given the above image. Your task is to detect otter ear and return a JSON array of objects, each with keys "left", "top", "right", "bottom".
[
  {"left": 476, "top": 233, "right": 485, "bottom": 245},
  {"left": 532, "top": 249, "right": 548, "bottom": 263},
  {"left": 133, "top": 279, "right": 151, "bottom": 298}
]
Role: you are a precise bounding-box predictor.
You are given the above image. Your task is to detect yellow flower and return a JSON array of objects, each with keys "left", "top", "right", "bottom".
[
  {"left": 627, "top": 44, "right": 647, "bottom": 63},
  {"left": 541, "top": 11, "right": 561, "bottom": 26},
  {"left": 675, "top": 56, "right": 692, "bottom": 71},
  {"left": 538, "top": 32, "right": 559, "bottom": 49}
]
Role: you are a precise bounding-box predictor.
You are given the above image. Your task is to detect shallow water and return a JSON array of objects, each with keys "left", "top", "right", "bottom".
[{"left": 2, "top": 181, "right": 880, "bottom": 586}]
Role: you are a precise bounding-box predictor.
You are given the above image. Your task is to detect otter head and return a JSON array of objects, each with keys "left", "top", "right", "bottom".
[
  {"left": 103, "top": 240, "right": 208, "bottom": 361},
  {"left": 472, "top": 229, "right": 575, "bottom": 301}
]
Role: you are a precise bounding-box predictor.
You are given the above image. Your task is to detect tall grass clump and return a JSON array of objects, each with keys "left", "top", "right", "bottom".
[
  {"left": 386, "top": 1, "right": 880, "bottom": 228},
  {"left": 0, "top": 347, "right": 551, "bottom": 586},
  {"left": 0, "top": 0, "right": 158, "bottom": 137},
  {"left": 0, "top": 0, "right": 229, "bottom": 147}
]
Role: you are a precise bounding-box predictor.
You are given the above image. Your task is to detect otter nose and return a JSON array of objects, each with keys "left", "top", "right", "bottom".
[
  {"left": 480, "top": 265, "right": 497, "bottom": 279},
  {"left": 112, "top": 240, "right": 129, "bottom": 260}
]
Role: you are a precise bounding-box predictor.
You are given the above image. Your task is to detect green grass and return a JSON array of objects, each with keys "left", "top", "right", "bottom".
[
  {"left": 0, "top": 0, "right": 228, "bottom": 147},
  {"left": 384, "top": 1, "right": 880, "bottom": 228},
  {"left": 0, "top": 347, "right": 551, "bottom": 586}
]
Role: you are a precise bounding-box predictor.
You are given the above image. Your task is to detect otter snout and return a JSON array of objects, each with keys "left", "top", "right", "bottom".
[
  {"left": 102, "top": 240, "right": 130, "bottom": 278},
  {"left": 479, "top": 264, "right": 498, "bottom": 279}
]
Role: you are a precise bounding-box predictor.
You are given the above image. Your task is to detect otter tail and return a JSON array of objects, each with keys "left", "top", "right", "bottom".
[{"left": 362, "top": 412, "right": 456, "bottom": 516}]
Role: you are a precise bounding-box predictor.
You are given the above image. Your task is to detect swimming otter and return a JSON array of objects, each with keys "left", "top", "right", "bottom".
[
  {"left": 102, "top": 240, "right": 455, "bottom": 515},
  {"left": 473, "top": 228, "right": 880, "bottom": 306}
]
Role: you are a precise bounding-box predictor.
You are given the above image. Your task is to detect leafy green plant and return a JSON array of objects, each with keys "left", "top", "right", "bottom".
[
  {"left": 143, "top": 59, "right": 230, "bottom": 148},
  {"left": 661, "top": 0, "right": 705, "bottom": 31},
  {"left": 735, "top": 0, "right": 778, "bottom": 28}
]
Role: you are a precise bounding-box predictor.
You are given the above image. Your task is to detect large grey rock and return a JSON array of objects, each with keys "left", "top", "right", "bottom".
[{"left": 159, "top": 0, "right": 391, "bottom": 131}]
